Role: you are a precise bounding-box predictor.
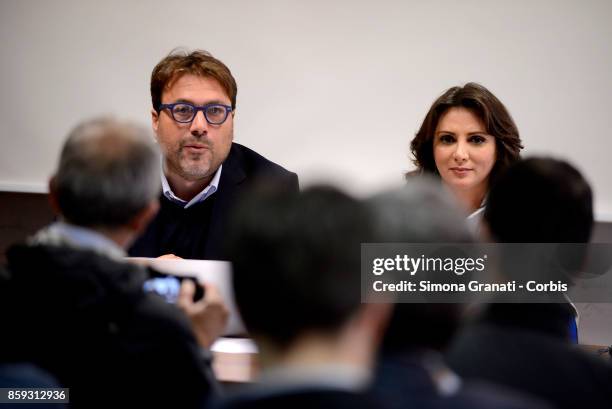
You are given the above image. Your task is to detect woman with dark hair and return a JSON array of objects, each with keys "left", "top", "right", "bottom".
[{"left": 410, "top": 83, "right": 523, "bottom": 225}]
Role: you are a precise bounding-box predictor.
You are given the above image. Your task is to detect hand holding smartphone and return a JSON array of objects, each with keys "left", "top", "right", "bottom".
[{"left": 143, "top": 271, "right": 205, "bottom": 304}]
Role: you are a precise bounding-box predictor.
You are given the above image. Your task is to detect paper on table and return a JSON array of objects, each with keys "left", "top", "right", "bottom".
[{"left": 127, "top": 257, "right": 246, "bottom": 336}]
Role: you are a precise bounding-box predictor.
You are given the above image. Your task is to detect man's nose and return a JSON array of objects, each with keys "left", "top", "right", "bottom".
[{"left": 190, "top": 110, "right": 208, "bottom": 136}]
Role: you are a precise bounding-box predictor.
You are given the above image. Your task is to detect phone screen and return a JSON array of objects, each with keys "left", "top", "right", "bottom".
[{"left": 143, "top": 274, "right": 204, "bottom": 303}]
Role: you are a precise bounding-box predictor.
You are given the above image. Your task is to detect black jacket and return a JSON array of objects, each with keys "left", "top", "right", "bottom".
[
  {"left": 1, "top": 243, "right": 218, "bottom": 408},
  {"left": 447, "top": 304, "right": 612, "bottom": 409},
  {"left": 212, "top": 387, "right": 384, "bottom": 409},
  {"left": 129, "top": 142, "right": 299, "bottom": 260},
  {"left": 373, "top": 352, "right": 552, "bottom": 409}
]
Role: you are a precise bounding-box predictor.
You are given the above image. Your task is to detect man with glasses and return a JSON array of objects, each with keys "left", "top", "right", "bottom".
[{"left": 129, "top": 49, "right": 299, "bottom": 260}]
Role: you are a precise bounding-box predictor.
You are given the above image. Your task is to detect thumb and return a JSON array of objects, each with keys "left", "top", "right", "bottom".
[{"left": 178, "top": 279, "right": 196, "bottom": 310}]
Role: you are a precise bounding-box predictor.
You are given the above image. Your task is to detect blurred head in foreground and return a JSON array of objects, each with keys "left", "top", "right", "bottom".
[
  {"left": 367, "top": 179, "right": 474, "bottom": 353},
  {"left": 49, "top": 117, "right": 160, "bottom": 246},
  {"left": 484, "top": 157, "right": 593, "bottom": 243},
  {"left": 226, "top": 185, "right": 390, "bottom": 371}
]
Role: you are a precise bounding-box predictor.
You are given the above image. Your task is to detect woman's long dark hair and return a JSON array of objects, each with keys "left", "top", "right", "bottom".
[{"left": 409, "top": 82, "right": 523, "bottom": 188}]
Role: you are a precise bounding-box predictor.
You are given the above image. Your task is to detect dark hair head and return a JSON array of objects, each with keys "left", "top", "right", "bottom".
[
  {"left": 367, "top": 180, "right": 474, "bottom": 353},
  {"left": 151, "top": 49, "right": 237, "bottom": 111},
  {"left": 484, "top": 157, "right": 593, "bottom": 243},
  {"left": 52, "top": 117, "right": 160, "bottom": 228},
  {"left": 226, "top": 185, "right": 373, "bottom": 350},
  {"left": 410, "top": 82, "right": 523, "bottom": 187}
]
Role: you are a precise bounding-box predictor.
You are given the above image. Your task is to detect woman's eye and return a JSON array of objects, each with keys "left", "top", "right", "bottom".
[
  {"left": 439, "top": 134, "right": 455, "bottom": 144},
  {"left": 469, "top": 135, "right": 486, "bottom": 144}
]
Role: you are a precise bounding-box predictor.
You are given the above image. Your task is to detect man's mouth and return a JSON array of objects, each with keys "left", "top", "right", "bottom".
[{"left": 183, "top": 144, "right": 208, "bottom": 151}]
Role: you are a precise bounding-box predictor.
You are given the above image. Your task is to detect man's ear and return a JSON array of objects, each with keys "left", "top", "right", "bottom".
[
  {"left": 354, "top": 302, "right": 393, "bottom": 344},
  {"left": 336, "top": 302, "right": 393, "bottom": 368},
  {"left": 47, "top": 176, "right": 62, "bottom": 216},
  {"left": 151, "top": 108, "right": 159, "bottom": 138},
  {"left": 128, "top": 199, "right": 159, "bottom": 234}
]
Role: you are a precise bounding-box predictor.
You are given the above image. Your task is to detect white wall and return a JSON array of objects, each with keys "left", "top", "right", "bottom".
[{"left": 1, "top": 0, "right": 612, "bottom": 219}]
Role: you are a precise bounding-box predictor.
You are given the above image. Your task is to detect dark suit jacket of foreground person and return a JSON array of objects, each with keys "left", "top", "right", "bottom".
[
  {"left": 373, "top": 352, "right": 552, "bottom": 409},
  {"left": 1, "top": 243, "right": 217, "bottom": 408},
  {"left": 446, "top": 304, "right": 612, "bottom": 409},
  {"left": 129, "top": 142, "right": 299, "bottom": 260},
  {"left": 212, "top": 387, "right": 386, "bottom": 409}
]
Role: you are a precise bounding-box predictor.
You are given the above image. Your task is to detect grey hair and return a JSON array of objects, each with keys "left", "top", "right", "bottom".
[
  {"left": 53, "top": 117, "right": 160, "bottom": 228},
  {"left": 367, "top": 177, "right": 474, "bottom": 243}
]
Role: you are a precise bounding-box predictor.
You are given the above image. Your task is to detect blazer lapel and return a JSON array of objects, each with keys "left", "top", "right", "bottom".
[{"left": 203, "top": 143, "right": 246, "bottom": 260}]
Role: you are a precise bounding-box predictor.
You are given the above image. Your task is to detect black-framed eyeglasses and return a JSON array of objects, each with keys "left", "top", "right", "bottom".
[{"left": 158, "top": 102, "right": 233, "bottom": 124}]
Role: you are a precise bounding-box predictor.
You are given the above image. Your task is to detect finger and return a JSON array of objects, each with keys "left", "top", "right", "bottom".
[
  {"left": 178, "top": 279, "right": 196, "bottom": 309},
  {"left": 200, "top": 282, "right": 223, "bottom": 304},
  {"left": 158, "top": 254, "right": 183, "bottom": 259},
  {"left": 200, "top": 283, "right": 229, "bottom": 318}
]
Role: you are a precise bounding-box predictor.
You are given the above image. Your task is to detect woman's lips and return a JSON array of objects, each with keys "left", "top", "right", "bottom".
[{"left": 450, "top": 167, "right": 472, "bottom": 176}]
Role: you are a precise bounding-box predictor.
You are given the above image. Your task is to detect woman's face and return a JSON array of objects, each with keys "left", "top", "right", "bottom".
[{"left": 433, "top": 107, "right": 496, "bottom": 195}]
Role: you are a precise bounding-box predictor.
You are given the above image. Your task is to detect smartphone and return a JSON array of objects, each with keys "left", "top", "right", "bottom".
[{"left": 143, "top": 272, "right": 205, "bottom": 304}]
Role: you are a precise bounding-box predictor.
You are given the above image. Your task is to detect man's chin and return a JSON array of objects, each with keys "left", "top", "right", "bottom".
[{"left": 178, "top": 162, "right": 214, "bottom": 181}]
